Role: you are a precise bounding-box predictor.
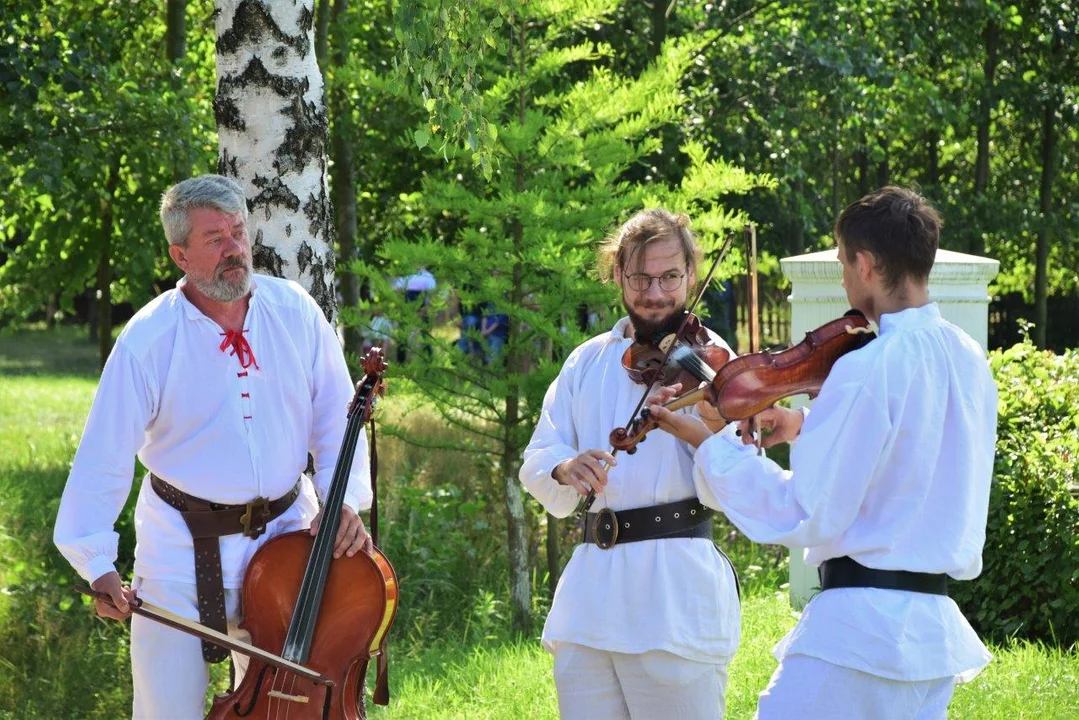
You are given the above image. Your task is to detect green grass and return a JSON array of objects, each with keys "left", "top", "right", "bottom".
[
  {"left": 2, "top": 326, "right": 1077, "bottom": 719},
  {"left": 366, "top": 592, "right": 796, "bottom": 719},
  {"left": 367, "top": 593, "right": 1079, "bottom": 719}
]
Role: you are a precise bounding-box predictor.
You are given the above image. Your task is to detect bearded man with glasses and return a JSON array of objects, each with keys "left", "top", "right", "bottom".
[{"left": 520, "top": 209, "right": 742, "bottom": 719}]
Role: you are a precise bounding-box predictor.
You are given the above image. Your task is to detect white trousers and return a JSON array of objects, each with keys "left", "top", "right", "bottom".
[
  {"left": 756, "top": 654, "right": 956, "bottom": 720},
  {"left": 129, "top": 577, "right": 250, "bottom": 720},
  {"left": 553, "top": 643, "right": 730, "bottom": 720}
]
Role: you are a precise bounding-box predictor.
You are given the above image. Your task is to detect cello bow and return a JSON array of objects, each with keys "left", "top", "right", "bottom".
[{"left": 74, "top": 585, "right": 333, "bottom": 687}]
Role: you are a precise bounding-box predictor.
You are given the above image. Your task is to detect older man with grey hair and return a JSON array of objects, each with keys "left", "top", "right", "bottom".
[{"left": 54, "top": 174, "right": 372, "bottom": 718}]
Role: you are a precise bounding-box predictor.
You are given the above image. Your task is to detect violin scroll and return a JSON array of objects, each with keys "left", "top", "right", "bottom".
[{"left": 610, "top": 424, "right": 647, "bottom": 454}]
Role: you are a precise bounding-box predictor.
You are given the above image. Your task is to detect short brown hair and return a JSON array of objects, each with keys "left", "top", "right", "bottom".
[
  {"left": 835, "top": 186, "right": 941, "bottom": 291},
  {"left": 597, "top": 208, "right": 701, "bottom": 283}
]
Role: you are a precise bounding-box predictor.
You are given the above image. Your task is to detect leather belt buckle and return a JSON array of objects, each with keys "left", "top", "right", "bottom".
[
  {"left": 594, "top": 507, "right": 619, "bottom": 549},
  {"left": 240, "top": 496, "right": 272, "bottom": 539}
]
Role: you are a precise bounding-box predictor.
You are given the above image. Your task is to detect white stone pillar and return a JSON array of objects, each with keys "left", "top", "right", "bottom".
[{"left": 779, "top": 248, "right": 1000, "bottom": 609}]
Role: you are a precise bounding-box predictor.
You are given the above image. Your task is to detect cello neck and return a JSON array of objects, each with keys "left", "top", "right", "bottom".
[{"left": 280, "top": 357, "right": 384, "bottom": 664}]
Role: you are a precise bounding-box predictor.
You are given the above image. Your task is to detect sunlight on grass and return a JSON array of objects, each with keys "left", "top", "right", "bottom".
[
  {"left": 370, "top": 641, "right": 558, "bottom": 719},
  {"left": 365, "top": 592, "right": 1079, "bottom": 720},
  {"left": 363, "top": 594, "right": 797, "bottom": 719}
]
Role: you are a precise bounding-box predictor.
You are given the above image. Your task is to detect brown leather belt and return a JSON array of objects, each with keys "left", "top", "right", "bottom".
[
  {"left": 150, "top": 473, "right": 300, "bottom": 662},
  {"left": 582, "top": 497, "right": 714, "bottom": 549}
]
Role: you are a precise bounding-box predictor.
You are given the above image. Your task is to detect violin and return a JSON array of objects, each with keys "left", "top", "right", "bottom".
[
  {"left": 621, "top": 312, "right": 732, "bottom": 388},
  {"left": 610, "top": 310, "right": 875, "bottom": 453},
  {"left": 208, "top": 348, "right": 399, "bottom": 719}
]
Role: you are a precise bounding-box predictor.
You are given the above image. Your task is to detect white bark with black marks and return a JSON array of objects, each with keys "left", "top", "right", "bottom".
[{"left": 214, "top": 0, "right": 336, "bottom": 321}]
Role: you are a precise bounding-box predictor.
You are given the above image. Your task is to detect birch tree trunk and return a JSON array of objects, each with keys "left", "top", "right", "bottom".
[{"left": 214, "top": 0, "right": 336, "bottom": 321}]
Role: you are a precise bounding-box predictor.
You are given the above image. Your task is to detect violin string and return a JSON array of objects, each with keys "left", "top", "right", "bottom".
[{"left": 670, "top": 345, "right": 715, "bottom": 383}]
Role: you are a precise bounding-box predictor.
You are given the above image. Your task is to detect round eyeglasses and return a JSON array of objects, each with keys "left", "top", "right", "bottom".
[{"left": 625, "top": 271, "right": 685, "bottom": 293}]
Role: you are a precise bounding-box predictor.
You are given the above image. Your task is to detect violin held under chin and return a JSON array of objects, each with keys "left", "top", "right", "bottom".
[{"left": 610, "top": 310, "right": 876, "bottom": 453}]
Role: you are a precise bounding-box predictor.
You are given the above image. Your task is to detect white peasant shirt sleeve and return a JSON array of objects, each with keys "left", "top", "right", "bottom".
[
  {"left": 520, "top": 363, "right": 584, "bottom": 519},
  {"left": 307, "top": 303, "right": 372, "bottom": 514},
  {"left": 53, "top": 343, "right": 156, "bottom": 583},
  {"left": 693, "top": 375, "right": 891, "bottom": 548}
]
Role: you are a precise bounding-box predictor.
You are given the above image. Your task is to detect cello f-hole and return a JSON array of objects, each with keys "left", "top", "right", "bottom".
[{"left": 234, "top": 665, "right": 272, "bottom": 717}]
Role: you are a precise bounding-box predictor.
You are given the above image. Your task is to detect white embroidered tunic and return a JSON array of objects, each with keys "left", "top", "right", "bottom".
[
  {"left": 54, "top": 274, "right": 371, "bottom": 588},
  {"left": 693, "top": 303, "right": 997, "bottom": 682},
  {"left": 520, "top": 317, "right": 741, "bottom": 663}
]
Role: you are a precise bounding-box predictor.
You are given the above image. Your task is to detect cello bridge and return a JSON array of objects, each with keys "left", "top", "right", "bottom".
[{"left": 267, "top": 690, "right": 310, "bottom": 704}]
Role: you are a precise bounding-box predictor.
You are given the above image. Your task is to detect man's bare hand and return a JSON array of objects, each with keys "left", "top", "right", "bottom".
[
  {"left": 553, "top": 450, "right": 617, "bottom": 496},
  {"left": 737, "top": 406, "right": 804, "bottom": 448},
  {"left": 647, "top": 382, "right": 682, "bottom": 407},
  {"left": 310, "top": 506, "right": 373, "bottom": 558},
  {"left": 90, "top": 571, "right": 137, "bottom": 621},
  {"left": 647, "top": 402, "right": 713, "bottom": 449},
  {"left": 645, "top": 382, "right": 717, "bottom": 448}
]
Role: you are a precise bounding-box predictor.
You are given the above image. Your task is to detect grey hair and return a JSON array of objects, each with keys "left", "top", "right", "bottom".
[{"left": 159, "top": 175, "right": 248, "bottom": 247}]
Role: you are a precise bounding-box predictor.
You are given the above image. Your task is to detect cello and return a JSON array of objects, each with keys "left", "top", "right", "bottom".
[{"left": 207, "top": 347, "right": 398, "bottom": 719}]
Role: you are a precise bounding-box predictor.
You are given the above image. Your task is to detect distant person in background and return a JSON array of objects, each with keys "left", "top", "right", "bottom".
[
  {"left": 481, "top": 303, "right": 510, "bottom": 365},
  {"left": 393, "top": 267, "right": 437, "bottom": 362},
  {"left": 457, "top": 288, "right": 484, "bottom": 361},
  {"left": 364, "top": 312, "right": 394, "bottom": 357},
  {"left": 395, "top": 267, "right": 437, "bottom": 304}
]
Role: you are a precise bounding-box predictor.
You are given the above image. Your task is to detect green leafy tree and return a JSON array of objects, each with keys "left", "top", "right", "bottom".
[
  {"left": 353, "top": 0, "right": 772, "bottom": 632},
  {"left": 676, "top": 0, "right": 1078, "bottom": 348},
  {"left": 0, "top": 0, "right": 215, "bottom": 367},
  {"left": 392, "top": 0, "right": 509, "bottom": 174},
  {"left": 321, "top": 0, "right": 444, "bottom": 356}
]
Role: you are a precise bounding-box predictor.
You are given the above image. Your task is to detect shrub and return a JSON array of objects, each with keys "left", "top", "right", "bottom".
[
  {"left": 951, "top": 340, "right": 1079, "bottom": 649},
  {"left": 373, "top": 403, "right": 517, "bottom": 650}
]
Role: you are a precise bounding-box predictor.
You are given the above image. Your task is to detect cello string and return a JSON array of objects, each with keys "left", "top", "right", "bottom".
[
  {"left": 291, "top": 404, "right": 364, "bottom": 646},
  {"left": 279, "top": 373, "right": 376, "bottom": 711},
  {"left": 226, "top": 358, "right": 389, "bottom": 719},
  {"left": 267, "top": 387, "right": 363, "bottom": 718}
]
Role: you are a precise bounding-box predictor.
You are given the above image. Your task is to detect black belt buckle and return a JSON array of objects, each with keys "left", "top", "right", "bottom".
[
  {"left": 594, "top": 507, "right": 619, "bottom": 549},
  {"left": 240, "top": 496, "right": 271, "bottom": 539}
]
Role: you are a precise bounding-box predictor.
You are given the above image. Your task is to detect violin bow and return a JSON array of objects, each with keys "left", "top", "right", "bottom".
[
  {"left": 74, "top": 586, "right": 334, "bottom": 687},
  {"left": 743, "top": 223, "right": 765, "bottom": 455},
  {"left": 581, "top": 230, "right": 739, "bottom": 513}
]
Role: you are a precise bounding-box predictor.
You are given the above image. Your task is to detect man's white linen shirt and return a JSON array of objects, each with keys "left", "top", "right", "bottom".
[
  {"left": 693, "top": 303, "right": 997, "bottom": 682},
  {"left": 54, "top": 274, "right": 371, "bottom": 588},
  {"left": 520, "top": 317, "right": 741, "bottom": 664}
]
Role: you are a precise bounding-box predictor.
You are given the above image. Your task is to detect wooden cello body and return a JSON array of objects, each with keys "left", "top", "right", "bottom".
[
  {"left": 207, "top": 348, "right": 396, "bottom": 719},
  {"left": 207, "top": 535, "right": 398, "bottom": 718}
]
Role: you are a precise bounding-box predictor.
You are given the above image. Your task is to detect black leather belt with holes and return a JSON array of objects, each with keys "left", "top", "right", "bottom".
[{"left": 582, "top": 497, "right": 714, "bottom": 549}]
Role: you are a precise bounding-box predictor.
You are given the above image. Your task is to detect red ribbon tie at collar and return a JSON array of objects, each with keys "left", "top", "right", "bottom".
[{"left": 220, "top": 329, "right": 260, "bottom": 370}]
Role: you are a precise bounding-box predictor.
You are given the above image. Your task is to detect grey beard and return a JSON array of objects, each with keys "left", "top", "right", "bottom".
[{"left": 190, "top": 265, "right": 252, "bottom": 303}]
